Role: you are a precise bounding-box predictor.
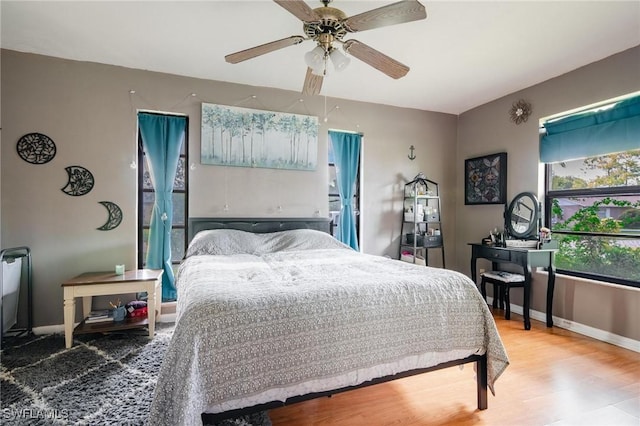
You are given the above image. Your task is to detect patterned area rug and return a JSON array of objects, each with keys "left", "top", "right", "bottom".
[{"left": 0, "top": 324, "right": 271, "bottom": 425}]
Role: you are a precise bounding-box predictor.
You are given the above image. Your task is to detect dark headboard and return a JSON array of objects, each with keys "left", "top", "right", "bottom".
[{"left": 188, "top": 217, "right": 331, "bottom": 242}]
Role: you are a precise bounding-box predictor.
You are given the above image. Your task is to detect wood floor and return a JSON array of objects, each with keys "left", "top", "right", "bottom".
[{"left": 269, "top": 310, "right": 640, "bottom": 426}]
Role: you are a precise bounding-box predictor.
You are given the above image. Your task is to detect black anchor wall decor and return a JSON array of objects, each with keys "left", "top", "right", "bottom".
[{"left": 408, "top": 145, "right": 416, "bottom": 161}]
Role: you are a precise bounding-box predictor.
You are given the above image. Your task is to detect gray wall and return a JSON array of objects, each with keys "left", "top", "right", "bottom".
[
  {"left": 1, "top": 49, "right": 457, "bottom": 327},
  {"left": 455, "top": 46, "right": 640, "bottom": 341},
  {"left": 2, "top": 46, "right": 638, "bottom": 343}
]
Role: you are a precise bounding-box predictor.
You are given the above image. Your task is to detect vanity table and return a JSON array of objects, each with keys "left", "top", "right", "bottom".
[
  {"left": 470, "top": 191, "right": 557, "bottom": 330},
  {"left": 469, "top": 244, "right": 556, "bottom": 330}
]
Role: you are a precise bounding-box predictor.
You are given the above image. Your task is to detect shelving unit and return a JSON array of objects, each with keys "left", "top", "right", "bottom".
[{"left": 399, "top": 173, "right": 445, "bottom": 267}]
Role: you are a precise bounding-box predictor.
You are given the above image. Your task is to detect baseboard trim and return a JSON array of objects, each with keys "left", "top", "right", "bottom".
[
  {"left": 157, "top": 313, "right": 176, "bottom": 323},
  {"left": 488, "top": 296, "right": 640, "bottom": 353}
]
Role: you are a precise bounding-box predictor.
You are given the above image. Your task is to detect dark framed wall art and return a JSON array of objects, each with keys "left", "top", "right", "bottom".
[{"left": 464, "top": 152, "right": 507, "bottom": 205}]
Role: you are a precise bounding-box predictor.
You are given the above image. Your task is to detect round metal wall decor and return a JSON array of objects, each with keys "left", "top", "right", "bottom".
[
  {"left": 16, "top": 133, "right": 57, "bottom": 164},
  {"left": 97, "top": 201, "right": 123, "bottom": 231},
  {"left": 509, "top": 99, "right": 532, "bottom": 125},
  {"left": 61, "top": 166, "right": 95, "bottom": 196}
]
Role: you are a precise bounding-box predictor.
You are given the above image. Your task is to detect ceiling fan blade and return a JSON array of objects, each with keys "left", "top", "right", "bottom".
[
  {"left": 302, "top": 67, "right": 323, "bottom": 95},
  {"left": 273, "top": 0, "right": 320, "bottom": 22},
  {"left": 343, "top": 39, "right": 409, "bottom": 79},
  {"left": 225, "top": 36, "right": 305, "bottom": 64},
  {"left": 343, "top": 0, "right": 426, "bottom": 32}
]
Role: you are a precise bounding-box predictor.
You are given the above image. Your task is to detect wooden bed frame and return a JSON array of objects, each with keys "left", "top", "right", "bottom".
[{"left": 187, "top": 218, "right": 489, "bottom": 423}]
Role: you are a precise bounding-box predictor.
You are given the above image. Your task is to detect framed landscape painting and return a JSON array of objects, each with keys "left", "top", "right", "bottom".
[
  {"left": 201, "top": 103, "right": 318, "bottom": 170},
  {"left": 464, "top": 152, "right": 507, "bottom": 205}
]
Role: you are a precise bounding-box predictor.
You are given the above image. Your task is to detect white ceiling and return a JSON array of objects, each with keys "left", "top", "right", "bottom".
[{"left": 1, "top": 1, "right": 639, "bottom": 114}]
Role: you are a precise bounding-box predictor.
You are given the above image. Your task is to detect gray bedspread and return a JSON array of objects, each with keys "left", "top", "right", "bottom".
[{"left": 149, "top": 240, "right": 508, "bottom": 425}]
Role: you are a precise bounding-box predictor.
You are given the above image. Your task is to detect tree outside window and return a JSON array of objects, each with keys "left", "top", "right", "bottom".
[{"left": 545, "top": 149, "right": 640, "bottom": 287}]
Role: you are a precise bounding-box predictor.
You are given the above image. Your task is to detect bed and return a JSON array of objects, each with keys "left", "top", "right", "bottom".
[{"left": 149, "top": 218, "right": 509, "bottom": 426}]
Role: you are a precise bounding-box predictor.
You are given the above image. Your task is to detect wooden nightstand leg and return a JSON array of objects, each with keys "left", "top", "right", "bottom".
[
  {"left": 82, "top": 296, "right": 92, "bottom": 319},
  {"left": 63, "top": 292, "right": 76, "bottom": 348},
  {"left": 146, "top": 278, "right": 160, "bottom": 339}
]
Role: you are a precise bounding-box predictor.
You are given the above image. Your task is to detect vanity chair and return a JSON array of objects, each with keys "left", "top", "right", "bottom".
[{"left": 480, "top": 270, "right": 525, "bottom": 320}]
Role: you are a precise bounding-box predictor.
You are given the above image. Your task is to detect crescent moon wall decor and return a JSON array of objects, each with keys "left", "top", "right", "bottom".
[
  {"left": 61, "top": 166, "right": 95, "bottom": 196},
  {"left": 97, "top": 201, "right": 123, "bottom": 231},
  {"left": 16, "top": 132, "right": 57, "bottom": 164}
]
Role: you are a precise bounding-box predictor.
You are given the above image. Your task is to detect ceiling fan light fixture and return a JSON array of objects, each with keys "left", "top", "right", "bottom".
[
  {"left": 329, "top": 48, "right": 350, "bottom": 72},
  {"left": 304, "top": 45, "right": 326, "bottom": 70},
  {"left": 310, "top": 61, "right": 326, "bottom": 76}
]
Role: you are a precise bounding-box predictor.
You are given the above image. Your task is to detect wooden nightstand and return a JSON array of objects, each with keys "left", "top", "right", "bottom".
[{"left": 61, "top": 269, "right": 163, "bottom": 348}]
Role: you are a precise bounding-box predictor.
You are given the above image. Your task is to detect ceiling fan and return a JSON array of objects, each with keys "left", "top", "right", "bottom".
[{"left": 225, "top": 0, "right": 427, "bottom": 96}]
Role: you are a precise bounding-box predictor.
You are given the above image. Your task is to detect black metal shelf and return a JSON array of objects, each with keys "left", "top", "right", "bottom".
[
  {"left": 399, "top": 174, "right": 445, "bottom": 268},
  {"left": 1, "top": 246, "right": 33, "bottom": 344}
]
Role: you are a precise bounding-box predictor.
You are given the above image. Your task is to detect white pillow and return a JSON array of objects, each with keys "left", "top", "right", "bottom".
[
  {"left": 185, "top": 229, "right": 260, "bottom": 257},
  {"left": 185, "top": 228, "right": 350, "bottom": 257},
  {"left": 258, "top": 229, "right": 351, "bottom": 253}
]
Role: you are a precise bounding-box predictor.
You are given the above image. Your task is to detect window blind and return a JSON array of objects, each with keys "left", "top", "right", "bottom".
[{"left": 540, "top": 95, "right": 640, "bottom": 163}]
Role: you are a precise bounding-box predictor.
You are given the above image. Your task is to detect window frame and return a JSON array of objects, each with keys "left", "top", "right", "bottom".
[
  {"left": 544, "top": 160, "right": 640, "bottom": 289},
  {"left": 137, "top": 115, "right": 189, "bottom": 270}
]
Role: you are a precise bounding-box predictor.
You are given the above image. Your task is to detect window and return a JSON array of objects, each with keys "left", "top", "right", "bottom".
[
  {"left": 328, "top": 138, "right": 360, "bottom": 238},
  {"left": 544, "top": 149, "right": 640, "bottom": 287},
  {"left": 137, "top": 118, "right": 189, "bottom": 273}
]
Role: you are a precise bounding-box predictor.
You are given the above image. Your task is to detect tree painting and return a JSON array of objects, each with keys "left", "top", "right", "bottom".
[{"left": 201, "top": 103, "right": 318, "bottom": 170}]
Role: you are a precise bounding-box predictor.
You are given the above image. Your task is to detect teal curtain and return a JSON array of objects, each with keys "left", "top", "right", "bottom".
[
  {"left": 540, "top": 95, "right": 640, "bottom": 163},
  {"left": 138, "top": 112, "right": 186, "bottom": 301},
  {"left": 329, "top": 130, "right": 361, "bottom": 250}
]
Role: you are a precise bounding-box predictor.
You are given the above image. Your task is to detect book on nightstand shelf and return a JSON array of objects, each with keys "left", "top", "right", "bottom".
[
  {"left": 85, "top": 316, "right": 113, "bottom": 323},
  {"left": 85, "top": 310, "right": 114, "bottom": 323}
]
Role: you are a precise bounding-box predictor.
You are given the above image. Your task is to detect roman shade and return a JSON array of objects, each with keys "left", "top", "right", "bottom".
[{"left": 540, "top": 95, "right": 640, "bottom": 163}]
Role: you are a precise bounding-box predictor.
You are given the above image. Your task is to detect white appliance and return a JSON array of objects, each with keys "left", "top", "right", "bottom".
[{"left": 2, "top": 257, "right": 22, "bottom": 332}]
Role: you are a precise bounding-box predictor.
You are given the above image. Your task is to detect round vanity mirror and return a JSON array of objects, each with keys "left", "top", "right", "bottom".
[{"left": 506, "top": 192, "right": 539, "bottom": 239}]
